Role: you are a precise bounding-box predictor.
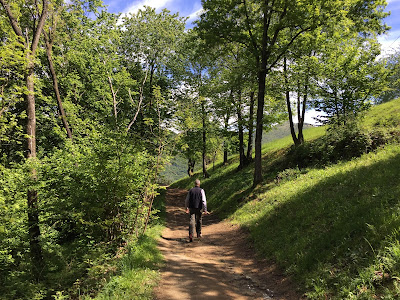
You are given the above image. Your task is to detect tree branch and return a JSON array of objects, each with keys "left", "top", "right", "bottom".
[
  {"left": 127, "top": 68, "right": 149, "bottom": 132},
  {"left": 31, "top": 0, "right": 48, "bottom": 54},
  {"left": 242, "top": 0, "right": 260, "bottom": 61},
  {"left": 0, "top": 0, "right": 24, "bottom": 38}
]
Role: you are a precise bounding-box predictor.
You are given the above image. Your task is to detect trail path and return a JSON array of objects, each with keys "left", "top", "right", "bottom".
[{"left": 154, "top": 188, "right": 301, "bottom": 300}]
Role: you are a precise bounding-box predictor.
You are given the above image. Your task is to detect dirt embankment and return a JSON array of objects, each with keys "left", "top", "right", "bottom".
[{"left": 154, "top": 188, "right": 302, "bottom": 300}]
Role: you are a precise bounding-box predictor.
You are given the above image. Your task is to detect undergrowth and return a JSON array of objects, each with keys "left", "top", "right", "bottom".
[
  {"left": 83, "top": 224, "right": 164, "bottom": 300},
  {"left": 51, "top": 191, "right": 166, "bottom": 300}
]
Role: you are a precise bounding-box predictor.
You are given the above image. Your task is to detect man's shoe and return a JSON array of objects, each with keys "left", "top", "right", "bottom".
[{"left": 197, "top": 233, "right": 202, "bottom": 238}]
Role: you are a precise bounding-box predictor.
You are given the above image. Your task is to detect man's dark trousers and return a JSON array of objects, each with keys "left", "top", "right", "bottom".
[{"left": 189, "top": 208, "right": 202, "bottom": 237}]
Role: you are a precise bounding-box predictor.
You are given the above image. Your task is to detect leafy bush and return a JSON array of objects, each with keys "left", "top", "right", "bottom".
[
  {"left": 289, "top": 121, "right": 399, "bottom": 168},
  {"left": 0, "top": 129, "right": 163, "bottom": 299},
  {"left": 275, "top": 167, "right": 308, "bottom": 184}
]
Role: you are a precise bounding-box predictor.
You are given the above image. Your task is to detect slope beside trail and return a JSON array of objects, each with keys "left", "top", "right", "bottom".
[{"left": 153, "top": 188, "right": 301, "bottom": 300}]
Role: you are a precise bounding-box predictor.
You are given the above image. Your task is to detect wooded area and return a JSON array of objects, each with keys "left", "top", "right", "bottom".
[{"left": 0, "top": 0, "right": 398, "bottom": 298}]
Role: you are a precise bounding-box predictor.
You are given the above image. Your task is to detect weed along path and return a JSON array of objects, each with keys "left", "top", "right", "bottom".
[{"left": 153, "top": 188, "right": 301, "bottom": 300}]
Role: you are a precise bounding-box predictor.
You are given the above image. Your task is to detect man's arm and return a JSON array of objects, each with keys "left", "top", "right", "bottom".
[
  {"left": 201, "top": 189, "right": 207, "bottom": 213},
  {"left": 185, "top": 191, "right": 190, "bottom": 213}
]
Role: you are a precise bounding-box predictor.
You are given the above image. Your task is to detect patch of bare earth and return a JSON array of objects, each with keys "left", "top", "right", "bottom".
[{"left": 153, "top": 188, "right": 302, "bottom": 300}]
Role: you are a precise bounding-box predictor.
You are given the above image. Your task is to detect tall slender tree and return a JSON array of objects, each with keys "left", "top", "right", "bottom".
[
  {"left": 43, "top": 2, "right": 73, "bottom": 139},
  {"left": 0, "top": 0, "right": 48, "bottom": 280}
]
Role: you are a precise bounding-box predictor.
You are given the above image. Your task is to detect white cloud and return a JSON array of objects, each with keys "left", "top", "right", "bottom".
[
  {"left": 378, "top": 29, "right": 400, "bottom": 56},
  {"left": 123, "top": 0, "right": 173, "bottom": 15},
  {"left": 186, "top": 8, "right": 204, "bottom": 23},
  {"left": 292, "top": 109, "right": 326, "bottom": 125}
]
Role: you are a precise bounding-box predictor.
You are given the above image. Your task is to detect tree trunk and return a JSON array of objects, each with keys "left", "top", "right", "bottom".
[
  {"left": 44, "top": 35, "right": 73, "bottom": 140},
  {"left": 143, "top": 143, "right": 163, "bottom": 235},
  {"left": 284, "top": 57, "right": 300, "bottom": 146},
  {"left": 108, "top": 74, "right": 118, "bottom": 122},
  {"left": 223, "top": 146, "right": 228, "bottom": 165},
  {"left": 0, "top": 0, "right": 49, "bottom": 280},
  {"left": 201, "top": 101, "right": 209, "bottom": 178},
  {"left": 298, "top": 79, "right": 308, "bottom": 144},
  {"left": 223, "top": 112, "right": 229, "bottom": 165},
  {"left": 237, "top": 90, "right": 245, "bottom": 170},
  {"left": 253, "top": 10, "right": 269, "bottom": 187},
  {"left": 26, "top": 63, "right": 44, "bottom": 280},
  {"left": 187, "top": 159, "right": 195, "bottom": 177},
  {"left": 245, "top": 91, "right": 255, "bottom": 163},
  {"left": 27, "top": 189, "right": 43, "bottom": 279}
]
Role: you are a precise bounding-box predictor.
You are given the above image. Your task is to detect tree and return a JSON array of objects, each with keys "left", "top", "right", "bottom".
[
  {"left": 0, "top": 0, "right": 48, "bottom": 280},
  {"left": 0, "top": 1, "right": 183, "bottom": 297},
  {"left": 122, "top": 6, "right": 186, "bottom": 133},
  {"left": 197, "top": 0, "right": 325, "bottom": 185},
  {"left": 205, "top": 41, "right": 257, "bottom": 169},
  {"left": 283, "top": 36, "right": 319, "bottom": 146},
  {"left": 377, "top": 49, "right": 400, "bottom": 103},
  {"left": 174, "top": 32, "right": 215, "bottom": 178},
  {"left": 314, "top": 36, "right": 387, "bottom": 125},
  {"left": 0, "top": 12, "right": 26, "bottom": 164},
  {"left": 197, "top": 0, "right": 388, "bottom": 186}
]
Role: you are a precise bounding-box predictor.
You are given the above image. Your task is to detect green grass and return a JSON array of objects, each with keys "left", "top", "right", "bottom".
[
  {"left": 172, "top": 98, "right": 400, "bottom": 298},
  {"left": 363, "top": 98, "right": 400, "bottom": 129},
  {"left": 233, "top": 144, "right": 400, "bottom": 298},
  {"left": 87, "top": 225, "right": 164, "bottom": 300}
]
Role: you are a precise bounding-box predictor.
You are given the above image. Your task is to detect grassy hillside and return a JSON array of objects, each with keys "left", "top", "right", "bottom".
[
  {"left": 261, "top": 121, "right": 316, "bottom": 144},
  {"left": 172, "top": 98, "right": 400, "bottom": 299},
  {"left": 162, "top": 121, "right": 318, "bottom": 184}
]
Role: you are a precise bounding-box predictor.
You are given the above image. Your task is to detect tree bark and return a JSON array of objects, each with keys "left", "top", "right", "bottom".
[
  {"left": 187, "top": 159, "right": 195, "bottom": 177},
  {"left": 245, "top": 91, "right": 255, "bottom": 163},
  {"left": 26, "top": 62, "right": 44, "bottom": 279},
  {"left": 253, "top": 9, "right": 269, "bottom": 187},
  {"left": 284, "top": 57, "right": 299, "bottom": 146},
  {"left": 237, "top": 90, "right": 245, "bottom": 170},
  {"left": 298, "top": 78, "right": 308, "bottom": 144},
  {"left": 44, "top": 34, "right": 73, "bottom": 140},
  {"left": 201, "top": 100, "right": 209, "bottom": 178},
  {"left": 1, "top": 0, "right": 49, "bottom": 280},
  {"left": 223, "top": 112, "right": 229, "bottom": 165}
]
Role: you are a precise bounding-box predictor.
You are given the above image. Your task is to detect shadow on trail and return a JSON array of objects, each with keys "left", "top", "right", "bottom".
[
  {"left": 155, "top": 188, "right": 297, "bottom": 300},
  {"left": 163, "top": 188, "right": 221, "bottom": 232},
  {"left": 157, "top": 255, "right": 274, "bottom": 299}
]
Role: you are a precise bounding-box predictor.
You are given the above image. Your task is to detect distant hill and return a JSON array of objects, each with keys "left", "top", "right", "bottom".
[
  {"left": 160, "top": 154, "right": 201, "bottom": 185},
  {"left": 162, "top": 121, "right": 314, "bottom": 184}
]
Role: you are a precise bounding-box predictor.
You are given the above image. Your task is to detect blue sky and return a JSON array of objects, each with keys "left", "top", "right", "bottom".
[
  {"left": 379, "top": 0, "right": 400, "bottom": 55},
  {"left": 103, "top": 0, "right": 400, "bottom": 55}
]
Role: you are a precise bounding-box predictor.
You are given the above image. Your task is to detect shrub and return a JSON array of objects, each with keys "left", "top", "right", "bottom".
[
  {"left": 289, "top": 121, "right": 397, "bottom": 168},
  {"left": 275, "top": 167, "right": 308, "bottom": 184}
]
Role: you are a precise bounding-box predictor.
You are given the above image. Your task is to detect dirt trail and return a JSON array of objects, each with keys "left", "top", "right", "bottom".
[{"left": 154, "top": 188, "right": 301, "bottom": 300}]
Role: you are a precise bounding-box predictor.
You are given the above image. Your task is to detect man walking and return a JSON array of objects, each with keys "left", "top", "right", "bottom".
[{"left": 185, "top": 179, "right": 208, "bottom": 242}]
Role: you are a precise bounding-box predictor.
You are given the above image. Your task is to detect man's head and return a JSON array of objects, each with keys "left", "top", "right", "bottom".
[{"left": 195, "top": 179, "right": 201, "bottom": 187}]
